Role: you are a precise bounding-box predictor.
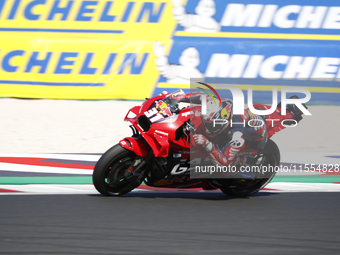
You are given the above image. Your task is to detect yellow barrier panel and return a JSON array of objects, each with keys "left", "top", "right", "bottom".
[
  {"left": 0, "top": 35, "right": 172, "bottom": 99},
  {"left": 0, "top": 0, "right": 175, "bottom": 99},
  {"left": 0, "top": 0, "right": 175, "bottom": 39}
]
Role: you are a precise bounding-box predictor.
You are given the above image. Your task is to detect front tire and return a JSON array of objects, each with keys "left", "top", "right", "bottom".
[{"left": 92, "top": 144, "right": 137, "bottom": 196}]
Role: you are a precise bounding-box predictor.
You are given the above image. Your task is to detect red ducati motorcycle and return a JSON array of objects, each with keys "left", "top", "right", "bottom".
[{"left": 92, "top": 89, "right": 305, "bottom": 196}]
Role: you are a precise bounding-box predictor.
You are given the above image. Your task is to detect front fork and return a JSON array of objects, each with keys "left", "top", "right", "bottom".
[
  {"left": 123, "top": 155, "right": 147, "bottom": 182},
  {"left": 109, "top": 152, "right": 154, "bottom": 196}
]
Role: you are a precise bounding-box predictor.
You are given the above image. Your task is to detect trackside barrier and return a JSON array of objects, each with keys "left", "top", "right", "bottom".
[{"left": 0, "top": 0, "right": 339, "bottom": 103}]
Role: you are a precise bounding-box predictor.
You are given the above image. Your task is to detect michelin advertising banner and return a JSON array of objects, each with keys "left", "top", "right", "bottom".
[
  {"left": 0, "top": 0, "right": 340, "bottom": 103},
  {"left": 153, "top": 37, "right": 340, "bottom": 104},
  {"left": 0, "top": 0, "right": 174, "bottom": 99}
]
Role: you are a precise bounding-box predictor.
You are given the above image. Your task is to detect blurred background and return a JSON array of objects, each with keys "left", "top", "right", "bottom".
[{"left": 1, "top": 0, "right": 339, "bottom": 153}]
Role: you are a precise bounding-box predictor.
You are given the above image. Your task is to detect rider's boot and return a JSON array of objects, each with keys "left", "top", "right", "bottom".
[
  {"left": 278, "top": 95, "right": 308, "bottom": 125},
  {"left": 288, "top": 96, "right": 307, "bottom": 122}
]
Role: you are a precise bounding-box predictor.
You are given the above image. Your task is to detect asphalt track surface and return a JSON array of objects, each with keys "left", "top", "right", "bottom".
[{"left": 1, "top": 191, "right": 340, "bottom": 255}]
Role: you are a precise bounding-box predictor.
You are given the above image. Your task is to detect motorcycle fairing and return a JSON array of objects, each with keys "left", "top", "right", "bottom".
[{"left": 119, "top": 137, "right": 150, "bottom": 157}]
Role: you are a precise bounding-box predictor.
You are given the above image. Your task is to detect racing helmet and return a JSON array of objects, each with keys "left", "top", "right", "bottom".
[{"left": 202, "top": 99, "right": 233, "bottom": 137}]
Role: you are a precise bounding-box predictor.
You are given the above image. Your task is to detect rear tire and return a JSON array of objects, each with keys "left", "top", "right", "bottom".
[
  {"left": 92, "top": 144, "right": 137, "bottom": 196},
  {"left": 220, "top": 139, "right": 280, "bottom": 196}
]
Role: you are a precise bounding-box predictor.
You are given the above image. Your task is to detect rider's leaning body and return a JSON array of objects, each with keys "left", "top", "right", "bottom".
[{"left": 170, "top": 91, "right": 267, "bottom": 166}]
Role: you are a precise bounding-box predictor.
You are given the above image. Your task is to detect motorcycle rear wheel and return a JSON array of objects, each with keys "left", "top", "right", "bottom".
[
  {"left": 92, "top": 144, "right": 139, "bottom": 196},
  {"left": 220, "top": 139, "right": 280, "bottom": 196}
]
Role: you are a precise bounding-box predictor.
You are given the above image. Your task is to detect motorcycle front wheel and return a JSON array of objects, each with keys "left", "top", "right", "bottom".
[{"left": 92, "top": 144, "right": 140, "bottom": 196}]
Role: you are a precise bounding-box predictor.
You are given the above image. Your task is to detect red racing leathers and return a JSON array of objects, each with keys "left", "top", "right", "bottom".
[
  {"left": 171, "top": 92, "right": 266, "bottom": 166},
  {"left": 193, "top": 109, "right": 267, "bottom": 166}
]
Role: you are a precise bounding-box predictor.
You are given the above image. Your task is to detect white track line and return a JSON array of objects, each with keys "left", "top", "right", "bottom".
[
  {"left": 1, "top": 183, "right": 340, "bottom": 195},
  {"left": 266, "top": 182, "right": 340, "bottom": 192},
  {"left": 0, "top": 162, "right": 92, "bottom": 175},
  {"left": 281, "top": 152, "right": 340, "bottom": 165},
  {"left": 0, "top": 153, "right": 100, "bottom": 161}
]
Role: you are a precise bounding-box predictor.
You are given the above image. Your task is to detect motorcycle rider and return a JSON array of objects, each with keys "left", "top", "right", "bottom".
[
  {"left": 170, "top": 90, "right": 307, "bottom": 168},
  {"left": 169, "top": 90, "right": 304, "bottom": 167},
  {"left": 195, "top": 101, "right": 265, "bottom": 167},
  {"left": 170, "top": 91, "right": 265, "bottom": 166}
]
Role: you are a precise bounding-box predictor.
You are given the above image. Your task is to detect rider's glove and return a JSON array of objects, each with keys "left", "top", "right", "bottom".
[{"left": 192, "top": 134, "right": 213, "bottom": 153}]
